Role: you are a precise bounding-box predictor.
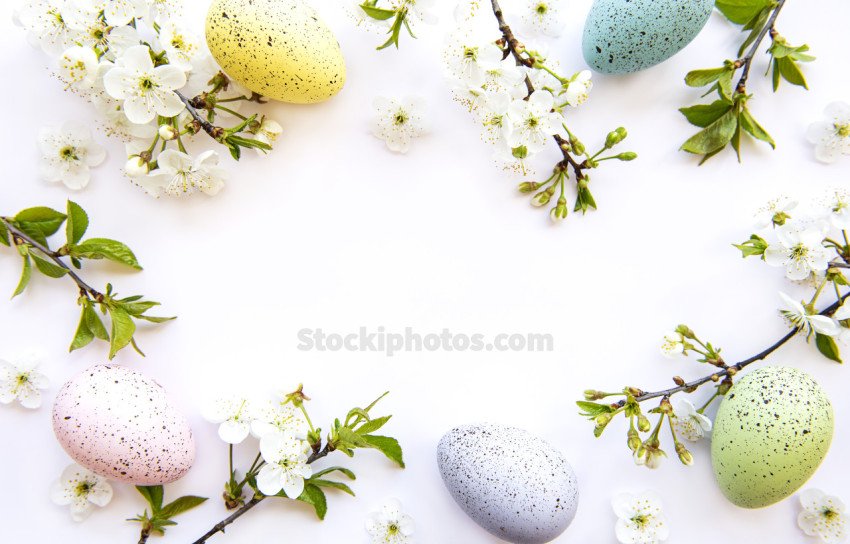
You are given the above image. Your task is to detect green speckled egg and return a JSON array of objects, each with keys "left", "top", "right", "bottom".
[
  {"left": 205, "top": 0, "right": 346, "bottom": 104},
  {"left": 711, "top": 367, "right": 833, "bottom": 509},
  {"left": 582, "top": 0, "right": 714, "bottom": 74}
]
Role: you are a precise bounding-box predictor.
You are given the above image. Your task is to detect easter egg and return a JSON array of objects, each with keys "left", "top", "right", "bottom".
[
  {"left": 582, "top": 0, "right": 714, "bottom": 74},
  {"left": 711, "top": 367, "right": 833, "bottom": 508},
  {"left": 52, "top": 365, "right": 195, "bottom": 485},
  {"left": 205, "top": 0, "right": 346, "bottom": 103},
  {"left": 437, "top": 424, "right": 579, "bottom": 544}
]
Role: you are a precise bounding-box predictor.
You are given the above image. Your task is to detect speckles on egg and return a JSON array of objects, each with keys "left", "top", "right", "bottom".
[
  {"left": 582, "top": 0, "right": 714, "bottom": 74},
  {"left": 437, "top": 424, "right": 579, "bottom": 544},
  {"left": 205, "top": 0, "right": 346, "bottom": 104},
  {"left": 52, "top": 365, "right": 195, "bottom": 486},
  {"left": 711, "top": 367, "right": 834, "bottom": 509}
]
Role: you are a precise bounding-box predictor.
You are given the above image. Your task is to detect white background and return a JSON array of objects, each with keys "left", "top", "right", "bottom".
[{"left": 0, "top": 1, "right": 848, "bottom": 543}]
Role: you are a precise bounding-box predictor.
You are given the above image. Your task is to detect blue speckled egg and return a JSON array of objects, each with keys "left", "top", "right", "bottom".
[
  {"left": 437, "top": 424, "right": 579, "bottom": 544},
  {"left": 711, "top": 367, "right": 834, "bottom": 509},
  {"left": 582, "top": 0, "right": 714, "bottom": 74}
]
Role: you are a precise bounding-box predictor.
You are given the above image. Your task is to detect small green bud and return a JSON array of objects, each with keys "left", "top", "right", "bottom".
[
  {"left": 676, "top": 442, "right": 694, "bottom": 466},
  {"left": 570, "top": 138, "right": 585, "bottom": 155},
  {"left": 605, "top": 130, "right": 622, "bottom": 148},
  {"left": 637, "top": 414, "right": 651, "bottom": 432},
  {"left": 595, "top": 413, "right": 612, "bottom": 427},
  {"left": 584, "top": 389, "right": 605, "bottom": 401},
  {"left": 675, "top": 324, "right": 696, "bottom": 339},
  {"left": 550, "top": 197, "right": 568, "bottom": 222},
  {"left": 512, "top": 145, "right": 528, "bottom": 159},
  {"left": 627, "top": 428, "right": 641, "bottom": 452},
  {"left": 659, "top": 397, "right": 673, "bottom": 414},
  {"left": 518, "top": 181, "right": 540, "bottom": 194},
  {"left": 616, "top": 152, "right": 638, "bottom": 161}
]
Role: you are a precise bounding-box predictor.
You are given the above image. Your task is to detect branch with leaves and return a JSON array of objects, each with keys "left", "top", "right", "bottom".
[
  {"left": 0, "top": 201, "right": 173, "bottom": 359},
  {"left": 680, "top": 0, "right": 813, "bottom": 163},
  {"left": 131, "top": 486, "right": 207, "bottom": 544},
  {"left": 191, "top": 386, "right": 404, "bottom": 543},
  {"left": 579, "top": 191, "right": 850, "bottom": 468}
]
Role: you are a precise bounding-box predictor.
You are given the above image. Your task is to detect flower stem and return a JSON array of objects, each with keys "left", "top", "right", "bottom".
[
  {"left": 190, "top": 496, "right": 265, "bottom": 544},
  {"left": 175, "top": 90, "right": 224, "bottom": 140},
  {"left": 735, "top": 0, "right": 787, "bottom": 94}
]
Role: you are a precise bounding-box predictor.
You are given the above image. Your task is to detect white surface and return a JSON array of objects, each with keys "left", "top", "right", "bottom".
[{"left": 1, "top": 1, "right": 848, "bottom": 543}]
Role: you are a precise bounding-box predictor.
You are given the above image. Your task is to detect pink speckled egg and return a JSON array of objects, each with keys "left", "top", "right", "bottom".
[{"left": 52, "top": 365, "right": 195, "bottom": 485}]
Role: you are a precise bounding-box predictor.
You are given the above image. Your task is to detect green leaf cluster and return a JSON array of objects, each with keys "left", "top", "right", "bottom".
[
  {"left": 129, "top": 485, "right": 207, "bottom": 537},
  {"left": 274, "top": 467, "right": 357, "bottom": 520},
  {"left": 328, "top": 392, "right": 405, "bottom": 468},
  {"left": 356, "top": 1, "right": 416, "bottom": 50},
  {"left": 0, "top": 201, "right": 174, "bottom": 359}
]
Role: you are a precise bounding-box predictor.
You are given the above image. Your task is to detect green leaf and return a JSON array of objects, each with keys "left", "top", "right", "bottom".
[
  {"left": 771, "top": 58, "right": 781, "bottom": 91},
  {"left": 356, "top": 415, "right": 392, "bottom": 435},
  {"left": 377, "top": 11, "right": 405, "bottom": 50},
  {"left": 361, "top": 434, "right": 405, "bottom": 467},
  {"left": 136, "top": 314, "right": 177, "bottom": 324},
  {"left": 776, "top": 56, "right": 808, "bottom": 89},
  {"left": 120, "top": 300, "right": 161, "bottom": 316},
  {"left": 310, "top": 466, "right": 356, "bottom": 480},
  {"left": 739, "top": 108, "right": 776, "bottom": 148},
  {"left": 136, "top": 486, "right": 165, "bottom": 512},
  {"left": 336, "top": 426, "right": 372, "bottom": 448},
  {"left": 715, "top": 0, "right": 772, "bottom": 25},
  {"left": 815, "top": 333, "right": 842, "bottom": 363},
  {"left": 158, "top": 496, "right": 207, "bottom": 519},
  {"left": 31, "top": 254, "right": 68, "bottom": 278},
  {"left": 296, "top": 484, "right": 328, "bottom": 520},
  {"left": 0, "top": 220, "right": 9, "bottom": 247},
  {"left": 73, "top": 238, "right": 142, "bottom": 270},
  {"left": 15, "top": 221, "right": 49, "bottom": 247},
  {"left": 12, "top": 253, "right": 32, "bottom": 298},
  {"left": 736, "top": 6, "right": 771, "bottom": 56},
  {"left": 680, "top": 101, "right": 734, "bottom": 128},
  {"left": 309, "top": 479, "right": 355, "bottom": 496},
  {"left": 685, "top": 67, "right": 730, "bottom": 88},
  {"left": 107, "top": 306, "right": 136, "bottom": 359},
  {"left": 733, "top": 234, "right": 768, "bottom": 257},
  {"left": 14, "top": 207, "right": 66, "bottom": 238},
  {"left": 70, "top": 305, "right": 95, "bottom": 352},
  {"left": 86, "top": 304, "right": 109, "bottom": 340},
  {"left": 577, "top": 400, "right": 616, "bottom": 418},
  {"left": 359, "top": 4, "right": 396, "bottom": 20},
  {"left": 65, "top": 201, "right": 89, "bottom": 245},
  {"left": 680, "top": 108, "right": 739, "bottom": 156}
]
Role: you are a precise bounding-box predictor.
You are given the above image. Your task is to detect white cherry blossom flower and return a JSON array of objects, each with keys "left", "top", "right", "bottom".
[
  {"left": 612, "top": 491, "right": 670, "bottom": 544},
  {"left": 255, "top": 433, "right": 312, "bottom": 498},
  {"left": 807, "top": 102, "right": 850, "bottom": 164},
  {"left": 0, "top": 353, "right": 49, "bottom": 409},
  {"left": 50, "top": 463, "right": 113, "bottom": 521},
  {"left": 482, "top": 57, "right": 528, "bottom": 98},
  {"left": 671, "top": 398, "right": 712, "bottom": 442},
  {"left": 660, "top": 331, "right": 684, "bottom": 358},
  {"left": 506, "top": 91, "right": 563, "bottom": 153},
  {"left": 779, "top": 292, "right": 841, "bottom": 338},
  {"left": 103, "top": 25, "right": 142, "bottom": 61},
  {"left": 366, "top": 498, "right": 415, "bottom": 544},
  {"left": 14, "top": 0, "right": 82, "bottom": 54},
  {"left": 480, "top": 91, "right": 514, "bottom": 145},
  {"left": 372, "top": 96, "right": 428, "bottom": 153},
  {"left": 203, "top": 396, "right": 255, "bottom": 444},
  {"left": 57, "top": 46, "right": 100, "bottom": 89},
  {"left": 820, "top": 189, "right": 850, "bottom": 230},
  {"left": 103, "top": 44, "right": 187, "bottom": 124},
  {"left": 157, "top": 21, "right": 200, "bottom": 71},
  {"left": 97, "top": 0, "right": 148, "bottom": 26},
  {"left": 764, "top": 223, "right": 831, "bottom": 281},
  {"left": 562, "top": 70, "right": 593, "bottom": 107},
  {"left": 798, "top": 489, "right": 847, "bottom": 544},
  {"left": 93, "top": 95, "right": 158, "bottom": 140},
  {"left": 38, "top": 121, "right": 106, "bottom": 190},
  {"left": 402, "top": 0, "right": 437, "bottom": 26},
  {"left": 250, "top": 399, "right": 307, "bottom": 439},
  {"left": 516, "top": 0, "right": 567, "bottom": 38},
  {"left": 754, "top": 196, "right": 798, "bottom": 229},
  {"left": 252, "top": 118, "right": 283, "bottom": 154},
  {"left": 138, "top": 149, "right": 226, "bottom": 197},
  {"left": 445, "top": 34, "right": 503, "bottom": 87}
]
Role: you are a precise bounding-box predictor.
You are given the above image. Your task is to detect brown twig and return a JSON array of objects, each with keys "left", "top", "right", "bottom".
[
  {"left": 617, "top": 291, "right": 850, "bottom": 408},
  {"left": 137, "top": 527, "right": 150, "bottom": 544},
  {"left": 735, "top": 0, "right": 787, "bottom": 93},
  {"left": 175, "top": 90, "right": 224, "bottom": 140},
  {"left": 0, "top": 216, "right": 103, "bottom": 301}
]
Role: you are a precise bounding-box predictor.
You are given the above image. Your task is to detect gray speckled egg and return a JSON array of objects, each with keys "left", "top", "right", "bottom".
[
  {"left": 205, "top": 0, "right": 346, "bottom": 104},
  {"left": 582, "top": 0, "right": 714, "bottom": 74},
  {"left": 52, "top": 365, "right": 195, "bottom": 485},
  {"left": 437, "top": 424, "right": 578, "bottom": 544},
  {"left": 711, "top": 367, "right": 834, "bottom": 509}
]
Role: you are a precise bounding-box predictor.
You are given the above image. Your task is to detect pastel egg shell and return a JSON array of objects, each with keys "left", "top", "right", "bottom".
[
  {"left": 710, "top": 366, "right": 834, "bottom": 508},
  {"left": 437, "top": 424, "right": 579, "bottom": 544},
  {"left": 582, "top": 0, "right": 715, "bottom": 74},
  {"left": 52, "top": 364, "right": 196, "bottom": 485},
  {"left": 205, "top": 0, "right": 346, "bottom": 104}
]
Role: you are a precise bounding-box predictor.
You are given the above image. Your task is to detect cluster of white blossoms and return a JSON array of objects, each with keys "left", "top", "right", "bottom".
[
  {"left": 204, "top": 392, "right": 313, "bottom": 498},
  {"left": 444, "top": 0, "right": 591, "bottom": 172},
  {"left": 14, "top": 0, "right": 279, "bottom": 197}
]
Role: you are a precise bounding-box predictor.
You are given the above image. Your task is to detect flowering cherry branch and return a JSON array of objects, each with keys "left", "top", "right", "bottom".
[
  {"left": 580, "top": 192, "right": 850, "bottom": 468},
  {"left": 0, "top": 201, "right": 172, "bottom": 359},
  {"left": 187, "top": 387, "right": 404, "bottom": 543},
  {"left": 680, "top": 0, "right": 813, "bottom": 162}
]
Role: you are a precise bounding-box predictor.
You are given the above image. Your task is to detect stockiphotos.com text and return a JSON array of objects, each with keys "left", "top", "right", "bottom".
[{"left": 296, "top": 327, "right": 554, "bottom": 357}]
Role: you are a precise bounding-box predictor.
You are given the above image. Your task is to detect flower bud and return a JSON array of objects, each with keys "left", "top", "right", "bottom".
[
  {"left": 673, "top": 376, "right": 685, "bottom": 386},
  {"left": 158, "top": 124, "right": 177, "bottom": 140},
  {"left": 675, "top": 324, "right": 696, "bottom": 339},
  {"left": 676, "top": 442, "right": 694, "bottom": 466},
  {"left": 627, "top": 428, "right": 641, "bottom": 452},
  {"left": 124, "top": 156, "right": 149, "bottom": 177},
  {"left": 532, "top": 188, "right": 554, "bottom": 207},
  {"left": 518, "top": 181, "right": 540, "bottom": 194},
  {"left": 616, "top": 151, "right": 637, "bottom": 161},
  {"left": 637, "top": 414, "right": 651, "bottom": 432},
  {"left": 595, "top": 413, "right": 612, "bottom": 427},
  {"left": 605, "top": 130, "right": 622, "bottom": 148},
  {"left": 584, "top": 389, "right": 605, "bottom": 400},
  {"left": 659, "top": 397, "right": 673, "bottom": 414},
  {"left": 550, "top": 197, "right": 568, "bottom": 222}
]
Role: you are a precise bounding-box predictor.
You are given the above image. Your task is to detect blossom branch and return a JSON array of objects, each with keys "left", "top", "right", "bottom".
[
  {"left": 191, "top": 496, "right": 264, "bottom": 544},
  {"left": 175, "top": 90, "right": 223, "bottom": 140},
  {"left": 735, "top": 0, "right": 787, "bottom": 94}
]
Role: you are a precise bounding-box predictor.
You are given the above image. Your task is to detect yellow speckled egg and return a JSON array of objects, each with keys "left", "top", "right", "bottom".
[
  {"left": 711, "top": 367, "right": 833, "bottom": 509},
  {"left": 205, "top": 0, "right": 346, "bottom": 104}
]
